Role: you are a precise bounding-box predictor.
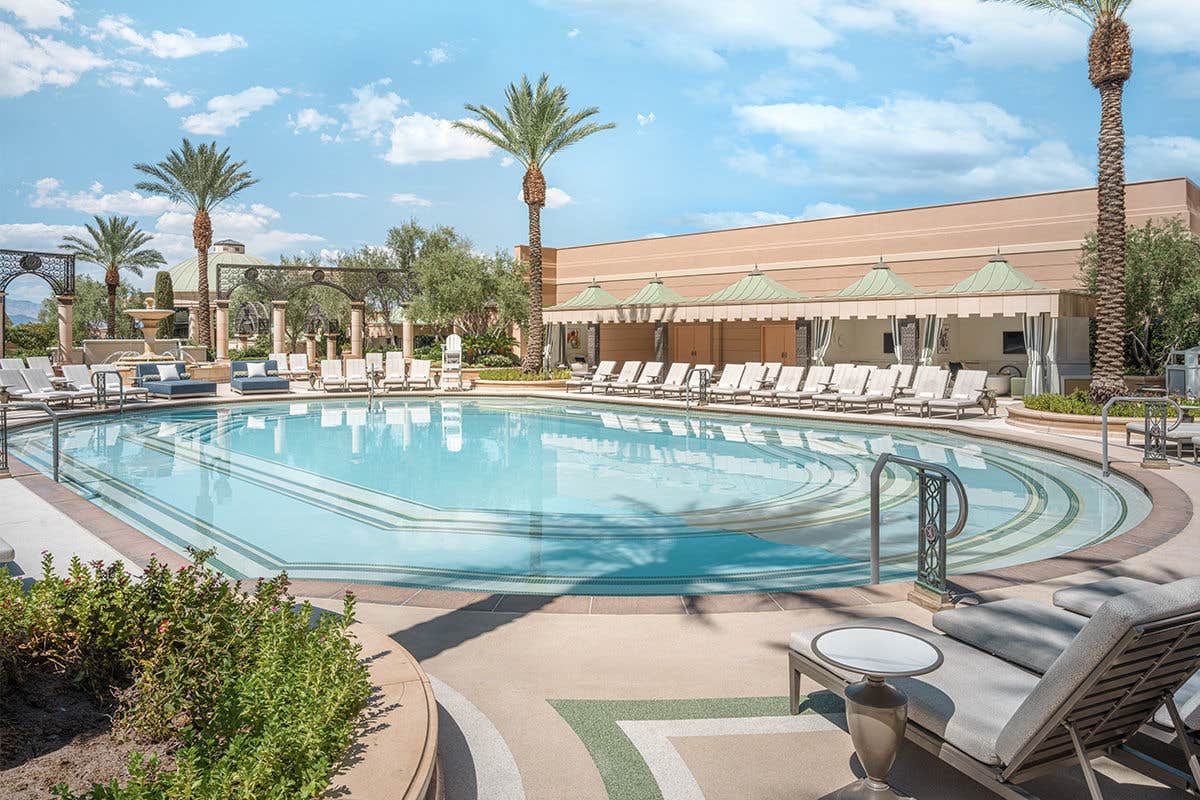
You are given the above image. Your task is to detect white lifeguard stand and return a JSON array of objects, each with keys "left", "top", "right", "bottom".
[
  {"left": 1165, "top": 346, "right": 1200, "bottom": 399},
  {"left": 441, "top": 334, "right": 464, "bottom": 391}
]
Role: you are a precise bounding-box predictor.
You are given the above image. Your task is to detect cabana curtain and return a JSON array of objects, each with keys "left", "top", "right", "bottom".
[
  {"left": 889, "top": 315, "right": 904, "bottom": 363},
  {"left": 1022, "top": 311, "right": 1047, "bottom": 395},
  {"left": 812, "top": 317, "right": 835, "bottom": 365},
  {"left": 920, "top": 315, "right": 941, "bottom": 365}
]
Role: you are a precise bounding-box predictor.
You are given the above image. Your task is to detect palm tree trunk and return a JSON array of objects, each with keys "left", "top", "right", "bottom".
[
  {"left": 105, "top": 279, "right": 117, "bottom": 339},
  {"left": 523, "top": 201, "right": 544, "bottom": 372},
  {"left": 1090, "top": 80, "right": 1128, "bottom": 402},
  {"left": 194, "top": 209, "right": 213, "bottom": 350}
]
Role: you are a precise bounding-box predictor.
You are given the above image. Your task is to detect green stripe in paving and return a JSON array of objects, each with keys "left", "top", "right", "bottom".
[{"left": 549, "top": 693, "right": 843, "bottom": 800}]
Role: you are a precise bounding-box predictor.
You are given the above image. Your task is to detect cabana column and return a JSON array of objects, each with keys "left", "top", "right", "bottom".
[
  {"left": 794, "top": 319, "right": 811, "bottom": 367},
  {"left": 586, "top": 322, "right": 601, "bottom": 368},
  {"left": 653, "top": 322, "right": 668, "bottom": 363}
]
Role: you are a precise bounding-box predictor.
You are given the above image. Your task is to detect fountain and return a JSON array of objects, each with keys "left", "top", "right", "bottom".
[{"left": 117, "top": 297, "right": 178, "bottom": 366}]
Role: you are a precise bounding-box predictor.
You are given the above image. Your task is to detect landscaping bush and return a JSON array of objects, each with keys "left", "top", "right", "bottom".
[
  {"left": 477, "top": 368, "right": 571, "bottom": 381},
  {"left": 478, "top": 353, "right": 519, "bottom": 368},
  {"left": 1023, "top": 391, "right": 1152, "bottom": 418},
  {"left": 0, "top": 551, "right": 370, "bottom": 800},
  {"left": 228, "top": 341, "right": 270, "bottom": 360}
]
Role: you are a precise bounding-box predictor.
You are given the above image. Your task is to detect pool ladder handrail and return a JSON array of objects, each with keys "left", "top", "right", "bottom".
[
  {"left": 869, "top": 453, "right": 968, "bottom": 601},
  {"left": 683, "top": 367, "right": 711, "bottom": 409},
  {"left": 1100, "top": 393, "right": 1182, "bottom": 477},
  {"left": 0, "top": 393, "right": 61, "bottom": 482}
]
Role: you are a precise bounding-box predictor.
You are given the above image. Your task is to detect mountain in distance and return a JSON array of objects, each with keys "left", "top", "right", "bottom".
[{"left": 4, "top": 298, "right": 43, "bottom": 326}]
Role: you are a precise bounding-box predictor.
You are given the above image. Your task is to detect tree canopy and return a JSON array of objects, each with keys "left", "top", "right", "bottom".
[{"left": 406, "top": 241, "right": 528, "bottom": 337}]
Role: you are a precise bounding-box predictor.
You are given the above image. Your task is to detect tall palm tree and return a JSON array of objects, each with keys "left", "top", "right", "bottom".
[
  {"left": 133, "top": 139, "right": 258, "bottom": 349},
  {"left": 995, "top": 0, "right": 1132, "bottom": 401},
  {"left": 454, "top": 74, "right": 615, "bottom": 372},
  {"left": 60, "top": 215, "right": 165, "bottom": 338}
]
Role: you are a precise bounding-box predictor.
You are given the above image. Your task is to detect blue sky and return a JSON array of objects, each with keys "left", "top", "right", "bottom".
[{"left": 2, "top": 0, "right": 1199, "bottom": 309}]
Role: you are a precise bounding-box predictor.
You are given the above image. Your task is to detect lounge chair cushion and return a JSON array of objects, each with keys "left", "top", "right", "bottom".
[
  {"left": 143, "top": 379, "right": 217, "bottom": 397},
  {"left": 791, "top": 617, "right": 1039, "bottom": 765},
  {"left": 933, "top": 598, "right": 1085, "bottom": 674},
  {"left": 231, "top": 376, "right": 289, "bottom": 393},
  {"left": 1052, "top": 576, "right": 1158, "bottom": 617},
  {"left": 157, "top": 364, "right": 181, "bottom": 381},
  {"left": 996, "top": 577, "right": 1200, "bottom": 765}
]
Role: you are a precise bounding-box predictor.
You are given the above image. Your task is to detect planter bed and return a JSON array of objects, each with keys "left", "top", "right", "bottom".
[{"left": 1006, "top": 402, "right": 1148, "bottom": 435}]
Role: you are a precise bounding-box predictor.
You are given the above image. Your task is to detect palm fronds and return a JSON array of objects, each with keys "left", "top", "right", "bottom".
[
  {"left": 985, "top": 0, "right": 1132, "bottom": 23},
  {"left": 133, "top": 138, "right": 259, "bottom": 212},
  {"left": 60, "top": 215, "right": 165, "bottom": 278}
]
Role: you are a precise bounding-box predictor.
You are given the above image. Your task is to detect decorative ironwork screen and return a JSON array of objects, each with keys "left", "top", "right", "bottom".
[
  {"left": 215, "top": 263, "right": 407, "bottom": 303},
  {"left": 0, "top": 249, "right": 76, "bottom": 295}
]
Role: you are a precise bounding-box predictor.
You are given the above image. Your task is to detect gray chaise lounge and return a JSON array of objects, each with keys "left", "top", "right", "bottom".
[{"left": 789, "top": 578, "right": 1200, "bottom": 799}]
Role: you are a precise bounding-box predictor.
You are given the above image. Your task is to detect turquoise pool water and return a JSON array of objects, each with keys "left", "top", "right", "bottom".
[{"left": 10, "top": 399, "right": 1150, "bottom": 595}]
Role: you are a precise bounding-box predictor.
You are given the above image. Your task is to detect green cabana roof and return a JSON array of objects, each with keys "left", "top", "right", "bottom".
[
  {"left": 548, "top": 281, "right": 621, "bottom": 310},
  {"left": 618, "top": 278, "right": 688, "bottom": 306},
  {"left": 939, "top": 255, "right": 1049, "bottom": 294},
  {"left": 827, "top": 260, "right": 923, "bottom": 298},
  {"left": 695, "top": 267, "right": 805, "bottom": 303}
]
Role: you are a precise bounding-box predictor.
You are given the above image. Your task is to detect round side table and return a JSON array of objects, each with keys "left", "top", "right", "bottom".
[{"left": 811, "top": 626, "right": 944, "bottom": 800}]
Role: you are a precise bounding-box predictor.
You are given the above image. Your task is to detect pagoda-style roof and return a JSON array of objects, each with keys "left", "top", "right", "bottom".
[
  {"left": 694, "top": 267, "right": 805, "bottom": 304},
  {"left": 939, "top": 255, "right": 1049, "bottom": 294},
  {"left": 618, "top": 278, "right": 688, "bottom": 306},
  {"left": 548, "top": 281, "right": 621, "bottom": 310},
  {"left": 827, "top": 260, "right": 924, "bottom": 298}
]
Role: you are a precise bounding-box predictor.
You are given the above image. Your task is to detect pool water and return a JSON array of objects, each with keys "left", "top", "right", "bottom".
[{"left": 10, "top": 399, "right": 1150, "bottom": 595}]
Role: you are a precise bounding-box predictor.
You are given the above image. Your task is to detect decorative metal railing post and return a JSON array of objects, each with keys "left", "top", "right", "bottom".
[
  {"left": 870, "top": 454, "right": 968, "bottom": 609},
  {"left": 0, "top": 399, "right": 60, "bottom": 482},
  {"left": 684, "top": 367, "right": 711, "bottom": 409},
  {"left": 0, "top": 388, "right": 9, "bottom": 479},
  {"left": 1100, "top": 395, "right": 1181, "bottom": 476}
]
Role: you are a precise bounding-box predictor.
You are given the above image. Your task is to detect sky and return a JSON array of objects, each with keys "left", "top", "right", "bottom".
[{"left": 2, "top": 0, "right": 1199, "bottom": 311}]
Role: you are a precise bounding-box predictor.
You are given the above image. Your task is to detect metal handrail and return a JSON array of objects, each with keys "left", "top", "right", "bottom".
[
  {"left": 0, "top": 397, "right": 61, "bottom": 482},
  {"left": 90, "top": 369, "right": 128, "bottom": 412},
  {"left": 869, "top": 454, "right": 968, "bottom": 590},
  {"left": 684, "top": 367, "right": 711, "bottom": 409},
  {"left": 1101, "top": 395, "right": 1183, "bottom": 477}
]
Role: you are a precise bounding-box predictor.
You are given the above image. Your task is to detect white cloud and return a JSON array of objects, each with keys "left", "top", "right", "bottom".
[
  {"left": 800, "top": 201, "right": 855, "bottom": 219},
  {"left": 517, "top": 187, "right": 573, "bottom": 209},
  {"left": 181, "top": 86, "right": 281, "bottom": 135},
  {"left": 290, "top": 191, "right": 367, "bottom": 200},
  {"left": 499, "top": 156, "right": 515, "bottom": 167},
  {"left": 730, "top": 95, "right": 1091, "bottom": 195},
  {"left": 153, "top": 203, "right": 323, "bottom": 262},
  {"left": 0, "top": 0, "right": 72, "bottom": 29},
  {"left": 30, "top": 177, "right": 176, "bottom": 215},
  {"left": 636, "top": 112, "right": 656, "bottom": 127},
  {"left": 567, "top": 27, "right": 580, "bottom": 38},
  {"left": 340, "top": 78, "right": 407, "bottom": 142},
  {"left": 384, "top": 112, "right": 495, "bottom": 165},
  {"left": 1127, "top": 135, "right": 1200, "bottom": 182},
  {"left": 163, "top": 90, "right": 193, "bottom": 108},
  {"left": 0, "top": 21, "right": 107, "bottom": 97},
  {"left": 424, "top": 45, "right": 449, "bottom": 65},
  {"left": 288, "top": 107, "right": 337, "bottom": 134},
  {"left": 94, "top": 15, "right": 247, "bottom": 59},
  {"left": 679, "top": 202, "right": 854, "bottom": 230},
  {"left": 1125, "top": 0, "right": 1200, "bottom": 54},
  {"left": 0, "top": 221, "right": 84, "bottom": 248},
  {"left": 389, "top": 193, "right": 433, "bottom": 207},
  {"left": 142, "top": 75, "right": 166, "bottom": 88}
]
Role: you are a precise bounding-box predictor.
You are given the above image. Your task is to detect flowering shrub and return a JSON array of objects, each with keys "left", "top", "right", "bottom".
[
  {"left": 1023, "top": 391, "right": 1159, "bottom": 417},
  {"left": 477, "top": 368, "right": 571, "bottom": 381},
  {"left": 0, "top": 551, "right": 370, "bottom": 800}
]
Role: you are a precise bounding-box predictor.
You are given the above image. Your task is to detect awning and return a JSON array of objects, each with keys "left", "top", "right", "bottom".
[
  {"left": 547, "top": 281, "right": 621, "bottom": 310},
  {"left": 619, "top": 278, "right": 688, "bottom": 306},
  {"left": 827, "top": 260, "right": 924, "bottom": 298},
  {"left": 938, "top": 255, "right": 1049, "bottom": 294},
  {"left": 694, "top": 267, "right": 806, "bottom": 303}
]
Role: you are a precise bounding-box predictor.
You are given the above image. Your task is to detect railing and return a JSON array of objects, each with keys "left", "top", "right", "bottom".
[
  {"left": 1100, "top": 394, "right": 1183, "bottom": 477},
  {"left": 0, "top": 396, "right": 61, "bottom": 482},
  {"left": 869, "top": 454, "right": 969, "bottom": 603},
  {"left": 91, "top": 370, "right": 127, "bottom": 412},
  {"left": 683, "top": 368, "right": 711, "bottom": 409}
]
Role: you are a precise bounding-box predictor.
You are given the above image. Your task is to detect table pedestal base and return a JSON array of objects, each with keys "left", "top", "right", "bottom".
[
  {"left": 840, "top": 677, "right": 909, "bottom": 799},
  {"left": 835, "top": 777, "right": 911, "bottom": 799}
]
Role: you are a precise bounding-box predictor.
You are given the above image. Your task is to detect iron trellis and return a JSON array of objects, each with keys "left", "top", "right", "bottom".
[
  {"left": 0, "top": 249, "right": 76, "bottom": 295},
  {"left": 215, "top": 262, "right": 408, "bottom": 303}
]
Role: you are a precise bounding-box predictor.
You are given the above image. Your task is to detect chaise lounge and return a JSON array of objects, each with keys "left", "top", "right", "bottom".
[
  {"left": 135, "top": 362, "right": 217, "bottom": 399},
  {"left": 230, "top": 360, "right": 290, "bottom": 395}
]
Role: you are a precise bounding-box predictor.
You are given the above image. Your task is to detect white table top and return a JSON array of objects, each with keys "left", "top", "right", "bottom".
[{"left": 811, "top": 626, "right": 943, "bottom": 678}]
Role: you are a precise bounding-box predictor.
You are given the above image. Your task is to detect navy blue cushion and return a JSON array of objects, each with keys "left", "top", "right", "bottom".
[
  {"left": 143, "top": 379, "right": 217, "bottom": 397},
  {"left": 230, "top": 376, "right": 289, "bottom": 393}
]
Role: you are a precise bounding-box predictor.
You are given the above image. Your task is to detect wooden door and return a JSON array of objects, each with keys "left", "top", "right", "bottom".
[
  {"left": 761, "top": 324, "right": 793, "bottom": 363},
  {"left": 672, "top": 324, "right": 712, "bottom": 363}
]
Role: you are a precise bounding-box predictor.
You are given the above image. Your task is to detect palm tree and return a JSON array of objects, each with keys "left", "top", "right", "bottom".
[
  {"left": 60, "top": 215, "right": 165, "bottom": 338},
  {"left": 994, "top": 0, "right": 1132, "bottom": 401},
  {"left": 454, "top": 74, "right": 615, "bottom": 372},
  {"left": 133, "top": 139, "right": 258, "bottom": 349}
]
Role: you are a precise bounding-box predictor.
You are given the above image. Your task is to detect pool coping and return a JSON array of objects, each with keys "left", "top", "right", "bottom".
[{"left": 3, "top": 390, "right": 1191, "bottom": 614}]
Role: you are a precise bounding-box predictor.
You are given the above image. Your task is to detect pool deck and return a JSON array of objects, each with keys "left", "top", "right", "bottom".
[{"left": 2, "top": 384, "right": 1198, "bottom": 799}]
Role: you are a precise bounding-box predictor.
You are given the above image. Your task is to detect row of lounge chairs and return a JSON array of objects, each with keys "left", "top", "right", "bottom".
[
  {"left": 564, "top": 360, "right": 992, "bottom": 418},
  {"left": 790, "top": 575, "right": 1200, "bottom": 799},
  {"left": 0, "top": 356, "right": 55, "bottom": 378},
  {"left": 0, "top": 364, "right": 148, "bottom": 406},
  {"left": 318, "top": 354, "right": 434, "bottom": 392}
]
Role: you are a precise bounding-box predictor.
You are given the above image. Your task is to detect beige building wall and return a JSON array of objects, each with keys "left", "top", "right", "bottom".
[{"left": 542, "top": 178, "right": 1200, "bottom": 305}]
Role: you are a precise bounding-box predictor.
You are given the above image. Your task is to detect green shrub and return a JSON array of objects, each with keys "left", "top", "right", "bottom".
[
  {"left": 478, "top": 353, "right": 518, "bottom": 368},
  {"left": 4, "top": 320, "right": 57, "bottom": 359},
  {"left": 1023, "top": 391, "right": 1151, "bottom": 417},
  {"left": 477, "top": 368, "right": 571, "bottom": 381},
  {"left": 153, "top": 273, "right": 175, "bottom": 339},
  {"left": 229, "top": 341, "right": 270, "bottom": 360},
  {"left": 0, "top": 551, "right": 370, "bottom": 800}
]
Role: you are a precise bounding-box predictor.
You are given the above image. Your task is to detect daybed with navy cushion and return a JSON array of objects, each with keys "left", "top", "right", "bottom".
[
  {"left": 135, "top": 362, "right": 217, "bottom": 398},
  {"left": 230, "top": 360, "right": 289, "bottom": 395}
]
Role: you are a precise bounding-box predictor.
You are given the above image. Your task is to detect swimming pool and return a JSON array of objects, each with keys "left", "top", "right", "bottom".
[{"left": 10, "top": 398, "right": 1150, "bottom": 595}]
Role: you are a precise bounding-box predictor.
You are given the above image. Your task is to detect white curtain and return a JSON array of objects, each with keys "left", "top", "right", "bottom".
[
  {"left": 889, "top": 315, "right": 904, "bottom": 363},
  {"left": 920, "top": 315, "right": 941, "bottom": 365},
  {"left": 1045, "top": 315, "right": 1060, "bottom": 394},
  {"left": 812, "top": 318, "right": 834, "bottom": 365},
  {"left": 1023, "top": 312, "right": 1047, "bottom": 395}
]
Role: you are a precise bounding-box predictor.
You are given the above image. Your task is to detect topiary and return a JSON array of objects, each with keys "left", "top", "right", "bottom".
[{"left": 154, "top": 271, "right": 175, "bottom": 339}]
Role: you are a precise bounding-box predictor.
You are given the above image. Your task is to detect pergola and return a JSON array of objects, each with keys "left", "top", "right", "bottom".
[
  {"left": 214, "top": 262, "right": 412, "bottom": 360},
  {"left": 0, "top": 249, "right": 77, "bottom": 362}
]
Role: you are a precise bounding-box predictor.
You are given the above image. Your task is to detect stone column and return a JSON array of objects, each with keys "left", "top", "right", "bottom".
[
  {"left": 794, "top": 319, "right": 812, "bottom": 366},
  {"left": 900, "top": 317, "right": 920, "bottom": 366},
  {"left": 349, "top": 301, "right": 365, "bottom": 358},
  {"left": 0, "top": 292, "right": 6, "bottom": 357},
  {"left": 325, "top": 335, "right": 337, "bottom": 362},
  {"left": 186, "top": 304, "right": 199, "bottom": 343},
  {"left": 214, "top": 300, "right": 230, "bottom": 361},
  {"left": 271, "top": 301, "right": 288, "bottom": 356},
  {"left": 586, "top": 322, "right": 601, "bottom": 368},
  {"left": 304, "top": 332, "right": 318, "bottom": 366},
  {"left": 402, "top": 317, "right": 414, "bottom": 360},
  {"left": 55, "top": 295, "right": 75, "bottom": 364},
  {"left": 653, "top": 322, "right": 668, "bottom": 363}
]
